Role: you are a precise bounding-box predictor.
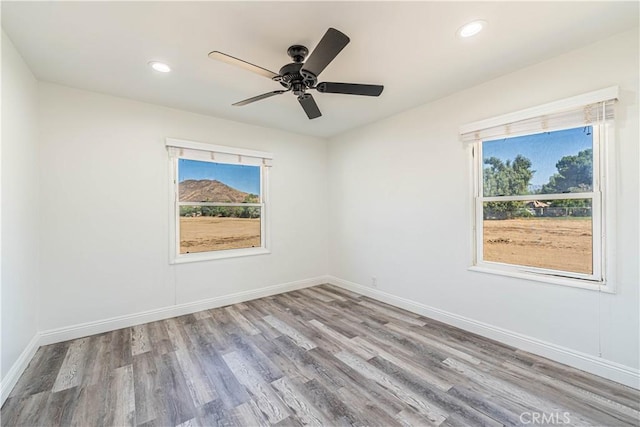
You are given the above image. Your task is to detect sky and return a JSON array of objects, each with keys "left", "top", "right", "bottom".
[
  {"left": 179, "top": 159, "right": 260, "bottom": 195},
  {"left": 483, "top": 126, "right": 592, "bottom": 187}
]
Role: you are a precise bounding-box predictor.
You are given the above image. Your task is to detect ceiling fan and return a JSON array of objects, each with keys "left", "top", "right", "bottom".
[{"left": 208, "top": 28, "right": 384, "bottom": 120}]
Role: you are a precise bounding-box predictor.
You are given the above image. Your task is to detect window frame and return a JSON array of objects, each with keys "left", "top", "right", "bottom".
[
  {"left": 166, "top": 138, "right": 272, "bottom": 264},
  {"left": 463, "top": 89, "right": 617, "bottom": 293}
]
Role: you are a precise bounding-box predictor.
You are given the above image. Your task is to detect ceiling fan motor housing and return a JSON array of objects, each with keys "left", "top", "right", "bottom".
[{"left": 278, "top": 45, "right": 317, "bottom": 94}]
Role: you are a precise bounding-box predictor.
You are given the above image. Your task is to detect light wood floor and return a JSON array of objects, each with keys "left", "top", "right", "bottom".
[{"left": 2, "top": 284, "right": 639, "bottom": 426}]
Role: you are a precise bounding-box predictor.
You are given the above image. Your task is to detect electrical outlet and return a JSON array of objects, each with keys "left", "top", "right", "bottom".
[{"left": 371, "top": 276, "right": 377, "bottom": 287}]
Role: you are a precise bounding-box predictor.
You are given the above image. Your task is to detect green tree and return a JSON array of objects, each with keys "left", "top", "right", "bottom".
[
  {"left": 541, "top": 149, "right": 592, "bottom": 194},
  {"left": 243, "top": 194, "right": 259, "bottom": 203},
  {"left": 541, "top": 149, "right": 592, "bottom": 210},
  {"left": 483, "top": 155, "right": 534, "bottom": 219},
  {"left": 483, "top": 155, "right": 533, "bottom": 196}
]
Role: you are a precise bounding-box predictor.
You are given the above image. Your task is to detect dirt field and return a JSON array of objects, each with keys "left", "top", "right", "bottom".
[
  {"left": 180, "top": 217, "right": 260, "bottom": 253},
  {"left": 483, "top": 218, "right": 592, "bottom": 274}
]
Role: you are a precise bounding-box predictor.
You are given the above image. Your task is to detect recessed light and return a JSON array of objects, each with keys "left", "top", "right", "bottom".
[
  {"left": 458, "top": 20, "right": 486, "bottom": 38},
  {"left": 149, "top": 61, "right": 171, "bottom": 73}
]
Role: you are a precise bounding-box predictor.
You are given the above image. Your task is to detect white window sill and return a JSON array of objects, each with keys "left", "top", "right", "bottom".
[
  {"left": 468, "top": 265, "right": 613, "bottom": 293},
  {"left": 171, "top": 247, "right": 270, "bottom": 264}
]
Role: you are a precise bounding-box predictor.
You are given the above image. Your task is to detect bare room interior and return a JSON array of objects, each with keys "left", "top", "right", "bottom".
[{"left": 1, "top": 1, "right": 639, "bottom": 426}]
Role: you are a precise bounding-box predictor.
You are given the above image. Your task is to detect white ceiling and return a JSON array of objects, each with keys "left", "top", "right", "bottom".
[{"left": 2, "top": 1, "right": 638, "bottom": 138}]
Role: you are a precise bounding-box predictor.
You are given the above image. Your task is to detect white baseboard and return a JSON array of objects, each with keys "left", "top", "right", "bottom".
[
  {"left": 39, "top": 276, "right": 329, "bottom": 346},
  {"left": 327, "top": 275, "right": 640, "bottom": 390},
  {"left": 1, "top": 333, "right": 41, "bottom": 405}
]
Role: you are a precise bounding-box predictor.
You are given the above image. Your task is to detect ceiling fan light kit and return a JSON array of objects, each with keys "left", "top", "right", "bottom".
[{"left": 208, "top": 28, "right": 384, "bottom": 120}]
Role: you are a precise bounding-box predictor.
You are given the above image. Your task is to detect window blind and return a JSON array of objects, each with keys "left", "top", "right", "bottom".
[
  {"left": 460, "top": 87, "right": 618, "bottom": 143},
  {"left": 165, "top": 138, "right": 273, "bottom": 167}
]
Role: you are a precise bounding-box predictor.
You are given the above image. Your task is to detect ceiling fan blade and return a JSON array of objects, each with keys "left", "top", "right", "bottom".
[
  {"left": 301, "top": 28, "right": 350, "bottom": 77},
  {"left": 233, "top": 90, "right": 286, "bottom": 106},
  {"left": 209, "top": 51, "right": 279, "bottom": 80},
  {"left": 298, "top": 94, "right": 322, "bottom": 119},
  {"left": 316, "top": 82, "right": 384, "bottom": 96}
]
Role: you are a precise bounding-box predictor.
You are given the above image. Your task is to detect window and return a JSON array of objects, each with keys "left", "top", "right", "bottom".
[
  {"left": 461, "top": 87, "right": 618, "bottom": 290},
  {"left": 166, "top": 138, "right": 272, "bottom": 263}
]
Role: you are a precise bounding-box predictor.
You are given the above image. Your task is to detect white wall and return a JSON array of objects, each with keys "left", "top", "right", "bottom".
[
  {"left": 328, "top": 29, "right": 639, "bottom": 371},
  {"left": 1, "top": 33, "right": 40, "bottom": 379},
  {"left": 37, "top": 83, "right": 328, "bottom": 331}
]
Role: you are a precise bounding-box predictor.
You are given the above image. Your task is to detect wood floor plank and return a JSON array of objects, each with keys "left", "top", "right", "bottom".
[
  {"left": 369, "top": 356, "right": 502, "bottom": 427},
  {"left": 420, "top": 316, "right": 522, "bottom": 365},
  {"left": 195, "top": 398, "right": 239, "bottom": 426},
  {"left": 358, "top": 299, "right": 427, "bottom": 327},
  {"left": 328, "top": 383, "right": 404, "bottom": 427},
  {"left": 308, "top": 286, "right": 348, "bottom": 302},
  {"left": 446, "top": 384, "right": 530, "bottom": 427},
  {"left": 52, "top": 337, "right": 90, "bottom": 392},
  {"left": 298, "top": 379, "right": 364, "bottom": 426},
  {"left": 238, "top": 307, "right": 283, "bottom": 341},
  {"left": 80, "top": 333, "right": 112, "bottom": 387},
  {"left": 270, "top": 377, "right": 328, "bottom": 426},
  {"left": 225, "top": 305, "right": 261, "bottom": 335},
  {"left": 317, "top": 283, "right": 364, "bottom": 300},
  {"left": 192, "top": 309, "right": 212, "bottom": 320},
  {"left": 69, "top": 382, "right": 108, "bottom": 426},
  {"left": 38, "top": 386, "right": 82, "bottom": 427},
  {"left": 233, "top": 400, "right": 271, "bottom": 427},
  {"left": 175, "top": 417, "right": 199, "bottom": 427},
  {"left": 259, "top": 298, "right": 320, "bottom": 335},
  {"left": 271, "top": 335, "right": 346, "bottom": 389},
  {"left": 131, "top": 324, "right": 152, "bottom": 356},
  {"left": 230, "top": 333, "right": 284, "bottom": 383},
  {"left": 296, "top": 287, "right": 334, "bottom": 303},
  {"left": 3, "top": 284, "right": 639, "bottom": 427},
  {"left": 307, "top": 319, "right": 377, "bottom": 359},
  {"left": 180, "top": 317, "right": 215, "bottom": 349},
  {"left": 396, "top": 406, "right": 437, "bottom": 427},
  {"left": 103, "top": 364, "right": 136, "bottom": 427},
  {"left": 165, "top": 317, "right": 195, "bottom": 351},
  {"left": 354, "top": 319, "right": 452, "bottom": 365},
  {"left": 154, "top": 351, "right": 197, "bottom": 426},
  {"left": 174, "top": 348, "right": 218, "bottom": 407},
  {"left": 199, "top": 343, "right": 252, "bottom": 409},
  {"left": 387, "top": 322, "right": 482, "bottom": 365},
  {"left": 5, "top": 391, "right": 50, "bottom": 427},
  {"left": 249, "top": 334, "right": 313, "bottom": 384},
  {"left": 287, "top": 296, "right": 363, "bottom": 338},
  {"left": 146, "top": 320, "right": 175, "bottom": 356},
  {"left": 278, "top": 292, "right": 388, "bottom": 330},
  {"left": 132, "top": 351, "right": 159, "bottom": 425},
  {"left": 350, "top": 336, "right": 453, "bottom": 391},
  {"left": 109, "top": 327, "right": 133, "bottom": 369},
  {"left": 206, "top": 308, "right": 239, "bottom": 353},
  {"left": 442, "top": 357, "right": 599, "bottom": 426},
  {"left": 493, "top": 360, "right": 640, "bottom": 426},
  {"left": 222, "top": 351, "right": 290, "bottom": 424},
  {"left": 263, "top": 315, "right": 317, "bottom": 351},
  {"left": 514, "top": 349, "right": 640, "bottom": 411},
  {"left": 335, "top": 350, "right": 448, "bottom": 425},
  {"left": 8, "top": 341, "right": 70, "bottom": 398},
  {"left": 306, "top": 346, "right": 408, "bottom": 425}
]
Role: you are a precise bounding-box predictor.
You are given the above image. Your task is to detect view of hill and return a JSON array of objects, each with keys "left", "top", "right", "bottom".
[{"left": 179, "top": 179, "right": 257, "bottom": 203}]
